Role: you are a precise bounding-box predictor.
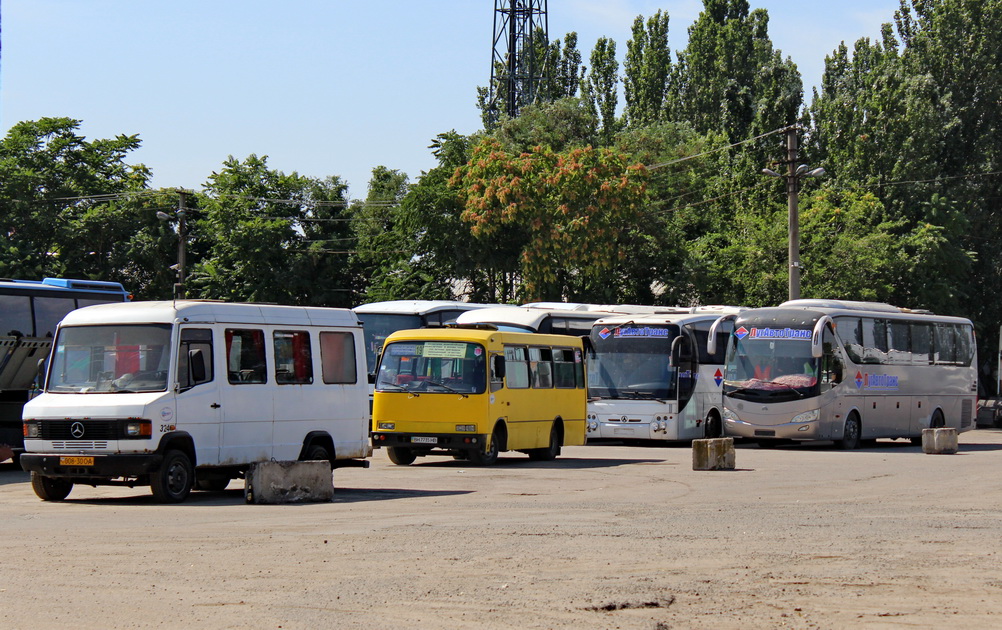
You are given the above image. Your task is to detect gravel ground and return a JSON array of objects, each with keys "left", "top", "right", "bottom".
[{"left": 3, "top": 429, "right": 1002, "bottom": 629}]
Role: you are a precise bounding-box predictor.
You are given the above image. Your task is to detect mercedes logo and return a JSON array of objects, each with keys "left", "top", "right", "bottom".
[{"left": 70, "top": 422, "right": 85, "bottom": 439}]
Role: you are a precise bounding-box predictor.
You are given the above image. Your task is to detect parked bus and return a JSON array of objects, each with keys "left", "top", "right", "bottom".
[
  {"left": 20, "top": 301, "right": 369, "bottom": 502},
  {"left": 370, "top": 324, "right": 586, "bottom": 465},
  {"left": 454, "top": 303, "right": 665, "bottom": 335},
  {"left": 586, "top": 307, "right": 741, "bottom": 443},
  {"left": 1, "top": 277, "right": 131, "bottom": 462},
  {"left": 708, "top": 299, "right": 977, "bottom": 448},
  {"left": 353, "top": 301, "right": 499, "bottom": 381}
]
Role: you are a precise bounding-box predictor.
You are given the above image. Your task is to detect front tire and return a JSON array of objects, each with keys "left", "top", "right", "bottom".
[
  {"left": 705, "top": 412, "right": 723, "bottom": 439},
  {"left": 470, "top": 427, "right": 500, "bottom": 466},
  {"left": 303, "top": 443, "right": 332, "bottom": 466},
  {"left": 387, "top": 447, "right": 417, "bottom": 466},
  {"left": 31, "top": 472, "right": 72, "bottom": 501},
  {"left": 836, "top": 413, "right": 862, "bottom": 450},
  {"left": 151, "top": 449, "right": 194, "bottom": 503}
]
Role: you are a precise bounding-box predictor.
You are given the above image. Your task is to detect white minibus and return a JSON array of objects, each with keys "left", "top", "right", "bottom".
[{"left": 20, "top": 301, "right": 369, "bottom": 502}]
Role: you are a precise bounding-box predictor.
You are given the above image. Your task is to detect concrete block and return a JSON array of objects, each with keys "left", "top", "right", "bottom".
[
  {"left": 692, "top": 437, "right": 735, "bottom": 471},
  {"left": 921, "top": 428, "right": 958, "bottom": 455},
  {"left": 244, "top": 460, "right": 334, "bottom": 504}
]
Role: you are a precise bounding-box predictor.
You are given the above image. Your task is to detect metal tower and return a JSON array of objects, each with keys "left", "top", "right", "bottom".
[{"left": 489, "top": 0, "right": 548, "bottom": 120}]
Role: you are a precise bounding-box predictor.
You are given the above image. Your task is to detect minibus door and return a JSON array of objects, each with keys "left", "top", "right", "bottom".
[{"left": 174, "top": 328, "right": 221, "bottom": 465}]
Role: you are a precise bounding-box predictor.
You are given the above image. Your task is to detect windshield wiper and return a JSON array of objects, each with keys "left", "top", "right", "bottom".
[{"left": 424, "top": 380, "right": 468, "bottom": 397}]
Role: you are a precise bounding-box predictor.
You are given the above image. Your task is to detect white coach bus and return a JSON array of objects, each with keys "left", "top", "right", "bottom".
[
  {"left": 585, "top": 307, "right": 741, "bottom": 442},
  {"left": 454, "top": 303, "right": 664, "bottom": 336},
  {"left": 21, "top": 301, "right": 369, "bottom": 502},
  {"left": 708, "top": 299, "right": 977, "bottom": 448}
]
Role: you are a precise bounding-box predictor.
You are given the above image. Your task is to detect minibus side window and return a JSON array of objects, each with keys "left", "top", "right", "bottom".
[
  {"left": 226, "top": 329, "right": 267, "bottom": 384},
  {"left": 320, "top": 331, "right": 358, "bottom": 384},
  {"left": 529, "top": 347, "right": 553, "bottom": 388},
  {"left": 553, "top": 348, "right": 577, "bottom": 388},
  {"left": 504, "top": 346, "right": 530, "bottom": 389},
  {"left": 274, "top": 330, "right": 313, "bottom": 384}
]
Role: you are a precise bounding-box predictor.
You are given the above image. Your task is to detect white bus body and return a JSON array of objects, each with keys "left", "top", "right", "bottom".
[
  {"left": 20, "top": 301, "right": 369, "bottom": 502},
  {"left": 353, "top": 300, "right": 500, "bottom": 379},
  {"left": 585, "top": 307, "right": 741, "bottom": 442},
  {"left": 713, "top": 299, "right": 977, "bottom": 448},
  {"left": 455, "top": 303, "right": 669, "bottom": 336}
]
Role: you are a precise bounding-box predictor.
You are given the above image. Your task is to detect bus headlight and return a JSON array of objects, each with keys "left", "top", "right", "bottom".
[
  {"left": 23, "top": 420, "right": 40, "bottom": 438},
  {"left": 722, "top": 408, "right": 739, "bottom": 423},
  {"left": 124, "top": 420, "right": 153, "bottom": 437},
  {"left": 455, "top": 425, "right": 476, "bottom": 432},
  {"left": 377, "top": 422, "right": 395, "bottom": 430},
  {"left": 790, "top": 409, "right": 820, "bottom": 424}
]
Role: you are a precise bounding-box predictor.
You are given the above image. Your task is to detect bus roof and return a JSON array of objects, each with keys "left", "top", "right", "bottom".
[
  {"left": 383, "top": 326, "right": 582, "bottom": 347},
  {"left": 0, "top": 277, "right": 129, "bottom": 297},
  {"left": 741, "top": 302, "right": 972, "bottom": 326},
  {"left": 592, "top": 306, "right": 744, "bottom": 327},
  {"left": 58, "top": 301, "right": 360, "bottom": 328},
  {"left": 352, "top": 300, "right": 500, "bottom": 315}
]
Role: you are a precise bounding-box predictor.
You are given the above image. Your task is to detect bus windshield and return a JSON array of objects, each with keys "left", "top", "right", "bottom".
[
  {"left": 588, "top": 324, "right": 679, "bottom": 400},
  {"left": 376, "top": 341, "right": 487, "bottom": 395},
  {"left": 48, "top": 324, "right": 172, "bottom": 393},
  {"left": 357, "top": 313, "right": 423, "bottom": 375},
  {"left": 724, "top": 335, "right": 819, "bottom": 402}
]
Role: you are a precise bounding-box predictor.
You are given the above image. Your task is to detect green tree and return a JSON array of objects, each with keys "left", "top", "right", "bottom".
[
  {"left": 581, "top": 37, "right": 620, "bottom": 145},
  {"left": 0, "top": 117, "right": 152, "bottom": 285},
  {"left": 450, "top": 138, "right": 648, "bottom": 300},
  {"left": 623, "top": 10, "right": 672, "bottom": 128}
]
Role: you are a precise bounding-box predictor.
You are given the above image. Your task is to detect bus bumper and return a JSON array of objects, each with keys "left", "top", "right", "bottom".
[
  {"left": 20, "top": 452, "right": 162, "bottom": 478},
  {"left": 370, "top": 432, "right": 487, "bottom": 453},
  {"left": 723, "top": 413, "right": 821, "bottom": 441}
]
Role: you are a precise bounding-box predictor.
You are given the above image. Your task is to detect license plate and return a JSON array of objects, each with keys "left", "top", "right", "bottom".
[
  {"left": 411, "top": 436, "right": 438, "bottom": 444},
  {"left": 59, "top": 456, "right": 94, "bottom": 466},
  {"left": 613, "top": 428, "right": 635, "bottom": 435}
]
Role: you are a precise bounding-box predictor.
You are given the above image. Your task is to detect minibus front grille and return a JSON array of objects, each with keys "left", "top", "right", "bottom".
[
  {"left": 39, "top": 420, "right": 119, "bottom": 440},
  {"left": 51, "top": 441, "right": 109, "bottom": 450},
  {"left": 754, "top": 430, "right": 776, "bottom": 437}
]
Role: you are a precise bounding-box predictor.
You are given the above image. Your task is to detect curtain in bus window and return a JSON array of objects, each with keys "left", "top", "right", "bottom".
[
  {"left": 274, "top": 330, "right": 313, "bottom": 384},
  {"left": 861, "top": 318, "right": 888, "bottom": 364},
  {"left": 0, "top": 295, "right": 32, "bottom": 337},
  {"left": 911, "top": 323, "right": 933, "bottom": 365},
  {"left": 934, "top": 324, "right": 958, "bottom": 364},
  {"left": 887, "top": 321, "right": 912, "bottom": 365},
  {"left": 113, "top": 332, "right": 141, "bottom": 377},
  {"left": 226, "top": 329, "right": 266, "bottom": 383},
  {"left": 320, "top": 331, "right": 357, "bottom": 384},
  {"left": 504, "top": 346, "right": 530, "bottom": 388},
  {"left": 33, "top": 296, "right": 76, "bottom": 337}
]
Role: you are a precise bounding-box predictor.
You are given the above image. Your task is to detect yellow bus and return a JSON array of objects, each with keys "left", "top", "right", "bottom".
[{"left": 371, "top": 325, "right": 586, "bottom": 465}]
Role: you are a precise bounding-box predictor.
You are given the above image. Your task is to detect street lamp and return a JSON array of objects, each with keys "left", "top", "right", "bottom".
[
  {"left": 157, "top": 189, "right": 189, "bottom": 300},
  {"left": 762, "top": 127, "right": 825, "bottom": 301}
]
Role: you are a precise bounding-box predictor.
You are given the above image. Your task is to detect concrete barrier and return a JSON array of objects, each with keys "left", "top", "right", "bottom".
[
  {"left": 921, "top": 428, "right": 958, "bottom": 455},
  {"left": 692, "top": 437, "right": 735, "bottom": 471},
  {"left": 244, "top": 460, "right": 334, "bottom": 504}
]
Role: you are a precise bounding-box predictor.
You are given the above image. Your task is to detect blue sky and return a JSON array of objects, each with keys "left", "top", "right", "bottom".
[{"left": 2, "top": 1, "right": 901, "bottom": 200}]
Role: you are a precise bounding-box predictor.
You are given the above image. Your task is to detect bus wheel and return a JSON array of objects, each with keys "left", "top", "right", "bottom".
[
  {"left": 151, "top": 449, "right": 194, "bottom": 503},
  {"left": 705, "top": 412, "right": 723, "bottom": 439},
  {"left": 387, "top": 447, "right": 417, "bottom": 466},
  {"left": 931, "top": 409, "right": 945, "bottom": 428},
  {"left": 303, "top": 443, "right": 333, "bottom": 466},
  {"left": 836, "top": 413, "right": 861, "bottom": 450},
  {"left": 31, "top": 472, "right": 73, "bottom": 501},
  {"left": 528, "top": 424, "right": 561, "bottom": 461},
  {"left": 470, "top": 428, "right": 500, "bottom": 466}
]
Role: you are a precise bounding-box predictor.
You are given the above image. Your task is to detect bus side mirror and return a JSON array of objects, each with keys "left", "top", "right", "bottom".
[
  {"left": 36, "top": 358, "right": 46, "bottom": 380},
  {"left": 669, "top": 336, "right": 686, "bottom": 368},
  {"left": 189, "top": 349, "right": 207, "bottom": 384},
  {"left": 492, "top": 355, "right": 506, "bottom": 380}
]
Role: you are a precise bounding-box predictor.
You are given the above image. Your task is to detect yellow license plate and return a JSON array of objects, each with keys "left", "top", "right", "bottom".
[{"left": 59, "top": 456, "right": 94, "bottom": 466}]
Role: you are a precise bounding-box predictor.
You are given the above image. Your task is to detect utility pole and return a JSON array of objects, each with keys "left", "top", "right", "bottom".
[
  {"left": 175, "top": 189, "right": 187, "bottom": 300},
  {"left": 762, "top": 127, "right": 825, "bottom": 302}
]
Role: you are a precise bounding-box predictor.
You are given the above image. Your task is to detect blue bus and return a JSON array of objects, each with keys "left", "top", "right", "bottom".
[{"left": 1, "top": 278, "right": 131, "bottom": 462}]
